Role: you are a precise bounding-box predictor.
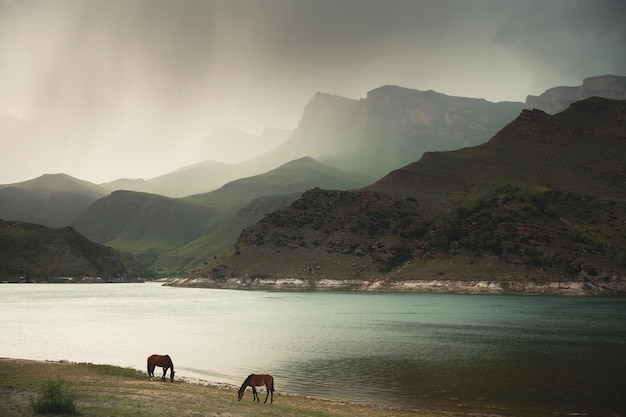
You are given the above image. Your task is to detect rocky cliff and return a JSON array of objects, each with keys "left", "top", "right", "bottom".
[
  {"left": 526, "top": 74, "right": 626, "bottom": 114},
  {"left": 270, "top": 86, "right": 524, "bottom": 179}
]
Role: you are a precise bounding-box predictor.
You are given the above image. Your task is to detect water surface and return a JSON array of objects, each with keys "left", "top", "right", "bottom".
[{"left": 1, "top": 283, "right": 625, "bottom": 415}]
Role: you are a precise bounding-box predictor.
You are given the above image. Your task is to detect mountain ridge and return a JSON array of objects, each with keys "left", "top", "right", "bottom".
[
  {"left": 172, "top": 97, "right": 626, "bottom": 294},
  {"left": 525, "top": 74, "right": 626, "bottom": 114}
]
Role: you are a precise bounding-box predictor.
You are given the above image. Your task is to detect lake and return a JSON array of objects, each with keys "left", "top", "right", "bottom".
[{"left": 1, "top": 283, "right": 625, "bottom": 415}]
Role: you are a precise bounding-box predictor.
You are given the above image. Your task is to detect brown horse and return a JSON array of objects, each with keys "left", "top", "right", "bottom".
[
  {"left": 238, "top": 374, "right": 275, "bottom": 403},
  {"left": 147, "top": 354, "right": 175, "bottom": 381}
]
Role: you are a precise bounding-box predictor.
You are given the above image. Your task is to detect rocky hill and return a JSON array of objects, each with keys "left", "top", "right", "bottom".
[
  {"left": 526, "top": 74, "right": 626, "bottom": 114},
  {"left": 172, "top": 98, "right": 626, "bottom": 295}
]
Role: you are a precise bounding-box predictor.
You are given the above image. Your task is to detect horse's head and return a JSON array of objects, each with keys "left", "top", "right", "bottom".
[
  {"left": 170, "top": 370, "right": 175, "bottom": 382},
  {"left": 237, "top": 389, "right": 244, "bottom": 401}
]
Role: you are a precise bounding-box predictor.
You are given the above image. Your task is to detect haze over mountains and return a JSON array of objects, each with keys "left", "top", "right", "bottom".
[
  {"left": 1, "top": 76, "right": 626, "bottom": 291},
  {"left": 2, "top": 75, "right": 625, "bottom": 199}
]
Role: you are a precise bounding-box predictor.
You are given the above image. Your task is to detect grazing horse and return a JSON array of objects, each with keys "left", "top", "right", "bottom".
[
  {"left": 238, "top": 374, "right": 275, "bottom": 403},
  {"left": 147, "top": 354, "right": 175, "bottom": 381}
]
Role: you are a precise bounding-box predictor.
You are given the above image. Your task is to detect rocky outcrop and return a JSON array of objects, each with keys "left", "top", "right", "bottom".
[
  {"left": 165, "top": 277, "right": 626, "bottom": 296},
  {"left": 526, "top": 74, "right": 626, "bottom": 114}
]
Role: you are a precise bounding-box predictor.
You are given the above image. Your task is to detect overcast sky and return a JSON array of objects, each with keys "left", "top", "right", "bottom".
[{"left": 1, "top": 0, "right": 625, "bottom": 184}]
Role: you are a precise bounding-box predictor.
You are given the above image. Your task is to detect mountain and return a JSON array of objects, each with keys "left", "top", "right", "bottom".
[
  {"left": 0, "top": 174, "right": 109, "bottom": 227},
  {"left": 156, "top": 157, "right": 373, "bottom": 270},
  {"left": 101, "top": 160, "right": 241, "bottom": 198},
  {"left": 186, "top": 156, "right": 372, "bottom": 209},
  {"left": 100, "top": 86, "right": 524, "bottom": 198},
  {"left": 173, "top": 97, "right": 626, "bottom": 295},
  {"left": 259, "top": 86, "right": 525, "bottom": 179},
  {"left": 71, "top": 190, "right": 217, "bottom": 266},
  {"left": 72, "top": 157, "right": 372, "bottom": 273},
  {"left": 526, "top": 74, "right": 626, "bottom": 114},
  {"left": 0, "top": 219, "right": 146, "bottom": 281},
  {"left": 100, "top": 128, "right": 290, "bottom": 198}
]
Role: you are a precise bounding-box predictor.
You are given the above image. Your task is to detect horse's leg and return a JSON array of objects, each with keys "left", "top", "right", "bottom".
[
  {"left": 161, "top": 366, "right": 167, "bottom": 381},
  {"left": 252, "top": 386, "right": 258, "bottom": 402},
  {"left": 264, "top": 388, "right": 270, "bottom": 404}
]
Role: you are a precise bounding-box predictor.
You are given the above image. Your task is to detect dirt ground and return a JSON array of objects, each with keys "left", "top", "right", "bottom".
[{"left": 0, "top": 358, "right": 479, "bottom": 417}]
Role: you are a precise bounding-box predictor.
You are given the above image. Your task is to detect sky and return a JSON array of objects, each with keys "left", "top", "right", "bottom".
[{"left": 0, "top": 0, "right": 625, "bottom": 184}]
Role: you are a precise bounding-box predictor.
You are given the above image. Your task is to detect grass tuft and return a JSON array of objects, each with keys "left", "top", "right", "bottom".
[{"left": 30, "top": 376, "right": 77, "bottom": 415}]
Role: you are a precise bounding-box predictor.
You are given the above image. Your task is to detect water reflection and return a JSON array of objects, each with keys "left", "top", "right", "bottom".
[{"left": 1, "top": 284, "right": 625, "bottom": 415}]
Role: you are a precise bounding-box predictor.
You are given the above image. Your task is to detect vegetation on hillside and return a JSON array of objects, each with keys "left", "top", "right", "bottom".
[
  {"left": 0, "top": 219, "right": 146, "bottom": 281},
  {"left": 183, "top": 98, "right": 626, "bottom": 292}
]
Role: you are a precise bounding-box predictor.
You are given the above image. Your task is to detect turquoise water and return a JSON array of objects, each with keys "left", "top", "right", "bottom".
[{"left": 1, "top": 283, "right": 625, "bottom": 415}]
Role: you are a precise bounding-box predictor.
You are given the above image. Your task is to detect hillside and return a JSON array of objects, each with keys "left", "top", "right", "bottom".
[
  {"left": 71, "top": 191, "right": 218, "bottom": 267},
  {"left": 173, "top": 98, "right": 626, "bottom": 294},
  {"left": 0, "top": 174, "right": 109, "bottom": 227},
  {"left": 0, "top": 219, "right": 145, "bottom": 281},
  {"left": 72, "top": 158, "right": 372, "bottom": 273}
]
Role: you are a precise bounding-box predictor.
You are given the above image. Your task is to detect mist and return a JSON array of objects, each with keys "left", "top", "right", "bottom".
[{"left": 1, "top": 0, "right": 624, "bottom": 184}]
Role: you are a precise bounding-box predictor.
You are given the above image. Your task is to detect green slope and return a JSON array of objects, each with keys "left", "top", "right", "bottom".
[
  {"left": 0, "top": 219, "right": 145, "bottom": 281},
  {"left": 184, "top": 156, "right": 373, "bottom": 209},
  {"left": 71, "top": 191, "right": 217, "bottom": 266}
]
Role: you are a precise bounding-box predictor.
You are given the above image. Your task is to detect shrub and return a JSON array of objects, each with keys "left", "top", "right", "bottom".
[{"left": 31, "top": 376, "right": 77, "bottom": 415}]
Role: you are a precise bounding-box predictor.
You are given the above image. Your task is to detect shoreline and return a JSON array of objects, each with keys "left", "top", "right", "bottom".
[
  {"left": 164, "top": 276, "right": 626, "bottom": 296},
  {"left": 2, "top": 358, "right": 607, "bottom": 417},
  {"left": 4, "top": 279, "right": 626, "bottom": 296},
  {"left": 0, "top": 358, "right": 465, "bottom": 417}
]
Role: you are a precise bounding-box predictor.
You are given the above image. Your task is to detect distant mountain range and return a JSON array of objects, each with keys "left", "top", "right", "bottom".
[
  {"left": 91, "top": 84, "right": 526, "bottom": 198},
  {"left": 100, "top": 128, "right": 291, "bottom": 198},
  {"left": 174, "top": 97, "right": 626, "bottom": 295},
  {"left": 0, "top": 156, "right": 373, "bottom": 279},
  {"left": 526, "top": 74, "right": 626, "bottom": 114},
  {"left": 1, "top": 76, "right": 625, "bottom": 290},
  {"left": 0, "top": 174, "right": 109, "bottom": 227}
]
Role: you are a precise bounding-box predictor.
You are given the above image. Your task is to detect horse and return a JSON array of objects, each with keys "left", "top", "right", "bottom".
[
  {"left": 147, "top": 354, "right": 175, "bottom": 381},
  {"left": 237, "top": 374, "right": 275, "bottom": 403}
]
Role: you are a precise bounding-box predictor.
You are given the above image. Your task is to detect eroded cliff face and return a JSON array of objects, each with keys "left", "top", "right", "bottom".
[
  {"left": 526, "top": 74, "right": 626, "bottom": 114},
  {"left": 286, "top": 86, "right": 524, "bottom": 179},
  {"left": 165, "top": 277, "right": 626, "bottom": 296}
]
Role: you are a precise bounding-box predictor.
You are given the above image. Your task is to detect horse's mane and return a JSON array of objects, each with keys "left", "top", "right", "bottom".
[{"left": 239, "top": 374, "right": 254, "bottom": 392}]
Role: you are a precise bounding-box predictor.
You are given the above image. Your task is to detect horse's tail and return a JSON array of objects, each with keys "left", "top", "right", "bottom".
[{"left": 270, "top": 376, "right": 275, "bottom": 393}]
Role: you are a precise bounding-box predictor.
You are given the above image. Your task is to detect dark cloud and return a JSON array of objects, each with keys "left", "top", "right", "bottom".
[
  {"left": 493, "top": 0, "right": 626, "bottom": 83},
  {"left": 0, "top": 0, "right": 624, "bottom": 183}
]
